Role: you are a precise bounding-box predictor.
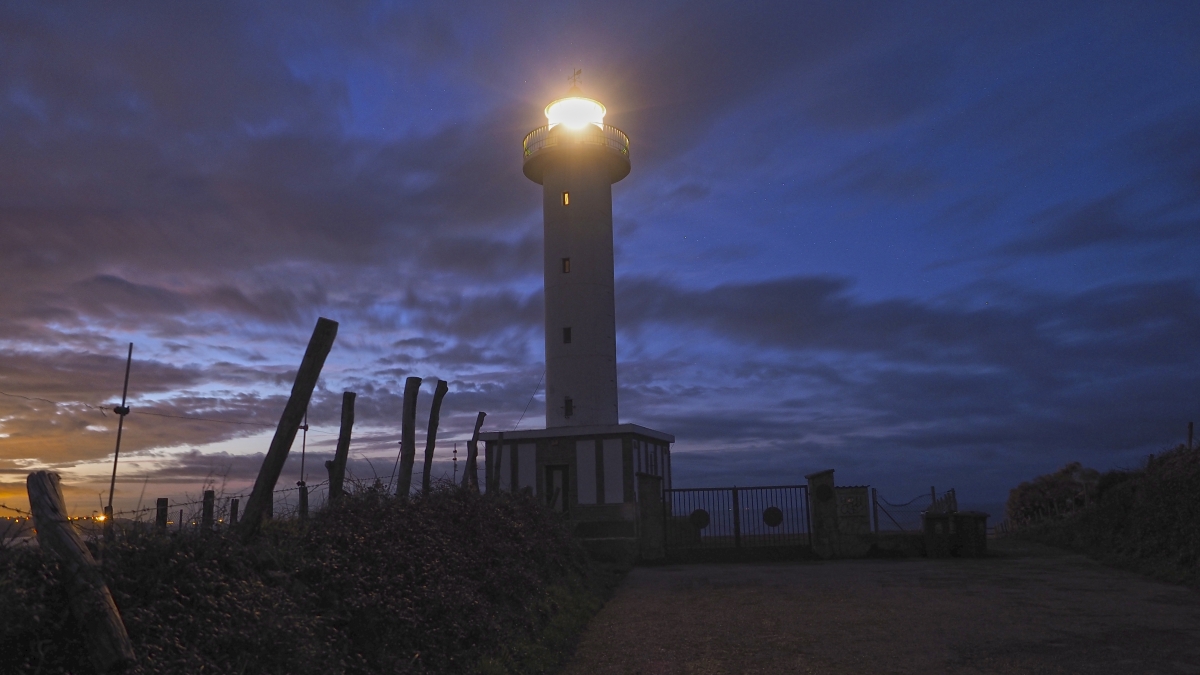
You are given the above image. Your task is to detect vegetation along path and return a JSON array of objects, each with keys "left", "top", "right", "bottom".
[{"left": 562, "top": 539, "right": 1200, "bottom": 674}]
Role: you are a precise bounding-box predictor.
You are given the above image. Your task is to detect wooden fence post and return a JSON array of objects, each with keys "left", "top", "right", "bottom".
[
  {"left": 395, "top": 376, "right": 422, "bottom": 497},
  {"left": 178, "top": 509, "right": 183, "bottom": 533},
  {"left": 462, "top": 412, "right": 486, "bottom": 493},
  {"left": 421, "top": 379, "right": 449, "bottom": 495},
  {"left": 239, "top": 317, "right": 338, "bottom": 538},
  {"left": 202, "top": 490, "right": 214, "bottom": 531},
  {"left": 230, "top": 498, "right": 239, "bottom": 525},
  {"left": 156, "top": 498, "right": 168, "bottom": 532},
  {"left": 26, "top": 471, "right": 135, "bottom": 673},
  {"left": 326, "top": 391, "right": 355, "bottom": 502}
]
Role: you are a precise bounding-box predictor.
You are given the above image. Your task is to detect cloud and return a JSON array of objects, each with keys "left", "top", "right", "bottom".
[{"left": 998, "top": 195, "right": 1195, "bottom": 257}]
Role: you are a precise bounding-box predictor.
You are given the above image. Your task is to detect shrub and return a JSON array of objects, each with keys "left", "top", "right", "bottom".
[
  {"left": 0, "top": 485, "right": 605, "bottom": 674},
  {"left": 1012, "top": 445, "right": 1200, "bottom": 588}
]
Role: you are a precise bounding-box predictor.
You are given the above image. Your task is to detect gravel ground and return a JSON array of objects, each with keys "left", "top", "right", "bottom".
[{"left": 561, "top": 539, "right": 1200, "bottom": 674}]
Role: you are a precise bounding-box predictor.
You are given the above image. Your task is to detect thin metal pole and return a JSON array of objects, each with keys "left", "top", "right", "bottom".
[
  {"left": 732, "top": 487, "right": 741, "bottom": 549},
  {"left": 299, "top": 408, "right": 308, "bottom": 484},
  {"left": 105, "top": 343, "right": 133, "bottom": 524},
  {"left": 872, "top": 487, "right": 880, "bottom": 534}
]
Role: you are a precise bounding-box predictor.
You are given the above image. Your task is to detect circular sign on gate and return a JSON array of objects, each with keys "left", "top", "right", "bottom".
[
  {"left": 689, "top": 508, "right": 711, "bottom": 530},
  {"left": 763, "top": 506, "right": 784, "bottom": 528}
]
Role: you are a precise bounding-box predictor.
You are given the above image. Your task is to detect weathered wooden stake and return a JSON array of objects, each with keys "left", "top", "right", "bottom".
[
  {"left": 421, "top": 379, "right": 449, "bottom": 495},
  {"left": 156, "top": 498, "right": 168, "bottom": 532},
  {"left": 202, "top": 490, "right": 214, "bottom": 531},
  {"left": 178, "top": 509, "right": 183, "bottom": 533},
  {"left": 462, "top": 411, "right": 486, "bottom": 493},
  {"left": 229, "top": 498, "right": 239, "bottom": 525},
  {"left": 26, "top": 471, "right": 135, "bottom": 673},
  {"left": 239, "top": 317, "right": 338, "bottom": 538},
  {"left": 326, "top": 391, "right": 355, "bottom": 502},
  {"left": 395, "top": 376, "right": 422, "bottom": 497}
]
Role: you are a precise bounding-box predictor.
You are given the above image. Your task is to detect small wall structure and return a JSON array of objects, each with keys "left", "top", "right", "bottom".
[
  {"left": 923, "top": 510, "right": 989, "bottom": 558},
  {"left": 835, "top": 486, "right": 871, "bottom": 534}
]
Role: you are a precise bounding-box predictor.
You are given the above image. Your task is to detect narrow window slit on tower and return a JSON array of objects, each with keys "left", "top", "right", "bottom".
[
  {"left": 563, "top": 327, "right": 572, "bottom": 344},
  {"left": 561, "top": 257, "right": 571, "bottom": 273},
  {"left": 562, "top": 191, "right": 570, "bottom": 205},
  {"left": 564, "top": 397, "right": 574, "bottom": 418}
]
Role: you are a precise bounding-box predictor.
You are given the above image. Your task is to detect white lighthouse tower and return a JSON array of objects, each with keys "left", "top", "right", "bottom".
[
  {"left": 521, "top": 80, "right": 629, "bottom": 427},
  {"left": 479, "top": 75, "right": 672, "bottom": 560}
]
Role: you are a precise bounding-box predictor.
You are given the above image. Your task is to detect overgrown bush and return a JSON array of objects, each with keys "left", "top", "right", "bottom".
[
  {"left": 1006, "top": 461, "right": 1099, "bottom": 527},
  {"left": 1011, "top": 445, "right": 1200, "bottom": 587},
  {"left": 0, "top": 485, "right": 609, "bottom": 674}
]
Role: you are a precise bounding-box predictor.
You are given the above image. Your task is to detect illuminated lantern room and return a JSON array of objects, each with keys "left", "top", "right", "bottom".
[{"left": 545, "top": 94, "right": 606, "bottom": 129}]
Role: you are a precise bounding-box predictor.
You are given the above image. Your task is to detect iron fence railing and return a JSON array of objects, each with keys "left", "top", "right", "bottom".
[
  {"left": 522, "top": 123, "right": 630, "bottom": 160},
  {"left": 664, "top": 485, "right": 809, "bottom": 550}
]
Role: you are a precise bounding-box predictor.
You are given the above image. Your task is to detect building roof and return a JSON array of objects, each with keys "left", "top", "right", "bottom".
[{"left": 478, "top": 423, "right": 675, "bottom": 443}]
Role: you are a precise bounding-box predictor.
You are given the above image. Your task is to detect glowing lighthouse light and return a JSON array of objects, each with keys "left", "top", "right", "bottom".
[{"left": 545, "top": 96, "right": 605, "bottom": 130}]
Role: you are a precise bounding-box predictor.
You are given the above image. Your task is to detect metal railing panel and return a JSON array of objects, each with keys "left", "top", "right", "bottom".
[{"left": 664, "top": 485, "right": 809, "bottom": 550}]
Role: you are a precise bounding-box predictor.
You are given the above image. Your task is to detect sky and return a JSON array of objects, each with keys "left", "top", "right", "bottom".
[{"left": 1, "top": 1, "right": 1199, "bottom": 516}]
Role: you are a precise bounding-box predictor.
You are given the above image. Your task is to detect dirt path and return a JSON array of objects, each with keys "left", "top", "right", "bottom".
[{"left": 562, "top": 540, "right": 1200, "bottom": 674}]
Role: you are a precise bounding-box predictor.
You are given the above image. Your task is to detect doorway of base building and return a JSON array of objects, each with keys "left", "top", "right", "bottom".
[{"left": 545, "top": 465, "right": 568, "bottom": 513}]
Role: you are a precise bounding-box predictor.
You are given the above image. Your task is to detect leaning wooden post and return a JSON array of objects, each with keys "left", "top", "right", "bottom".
[
  {"left": 26, "top": 471, "right": 135, "bottom": 673},
  {"left": 421, "top": 379, "right": 449, "bottom": 495},
  {"left": 326, "top": 391, "right": 355, "bottom": 502},
  {"left": 239, "top": 317, "right": 339, "bottom": 538},
  {"left": 155, "top": 498, "right": 168, "bottom": 532},
  {"left": 201, "top": 490, "right": 215, "bottom": 531},
  {"left": 462, "top": 411, "right": 486, "bottom": 493},
  {"left": 229, "top": 498, "right": 239, "bottom": 525},
  {"left": 395, "top": 376, "right": 422, "bottom": 498}
]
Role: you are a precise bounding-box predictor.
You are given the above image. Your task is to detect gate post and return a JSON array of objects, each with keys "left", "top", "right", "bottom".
[
  {"left": 637, "top": 473, "right": 665, "bottom": 561},
  {"left": 732, "top": 486, "right": 741, "bottom": 549},
  {"left": 806, "top": 469, "right": 839, "bottom": 558}
]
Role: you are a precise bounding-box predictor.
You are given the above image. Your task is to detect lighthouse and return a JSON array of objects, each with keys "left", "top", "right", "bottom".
[
  {"left": 479, "top": 76, "right": 672, "bottom": 561},
  {"left": 521, "top": 81, "right": 629, "bottom": 427}
]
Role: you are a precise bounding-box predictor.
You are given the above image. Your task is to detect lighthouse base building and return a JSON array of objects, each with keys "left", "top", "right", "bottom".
[
  {"left": 479, "top": 424, "right": 672, "bottom": 560},
  {"left": 478, "top": 82, "right": 673, "bottom": 561}
]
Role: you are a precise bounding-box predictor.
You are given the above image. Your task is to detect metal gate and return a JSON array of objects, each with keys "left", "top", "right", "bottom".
[{"left": 663, "top": 485, "right": 810, "bottom": 550}]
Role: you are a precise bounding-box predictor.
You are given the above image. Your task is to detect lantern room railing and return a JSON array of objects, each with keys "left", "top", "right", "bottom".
[{"left": 522, "top": 123, "right": 630, "bottom": 161}]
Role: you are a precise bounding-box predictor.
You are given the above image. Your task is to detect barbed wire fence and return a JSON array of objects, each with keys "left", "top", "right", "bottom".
[{"left": 872, "top": 488, "right": 957, "bottom": 532}]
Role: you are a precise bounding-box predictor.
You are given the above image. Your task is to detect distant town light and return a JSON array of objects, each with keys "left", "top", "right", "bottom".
[{"left": 545, "top": 96, "right": 605, "bottom": 130}]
